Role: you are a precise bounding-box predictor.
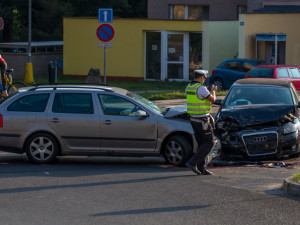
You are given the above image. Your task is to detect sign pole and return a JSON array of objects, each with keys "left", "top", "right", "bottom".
[
  {"left": 28, "top": 0, "right": 32, "bottom": 63},
  {"left": 104, "top": 47, "right": 106, "bottom": 84},
  {"left": 97, "top": 8, "right": 114, "bottom": 85}
]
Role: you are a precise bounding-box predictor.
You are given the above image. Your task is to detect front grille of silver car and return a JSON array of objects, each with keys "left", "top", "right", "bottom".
[{"left": 242, "top": 131, "right": 278, "bottom": 156}]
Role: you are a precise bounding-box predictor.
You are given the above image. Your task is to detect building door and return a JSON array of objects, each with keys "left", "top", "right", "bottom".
[
  {"left": 145, "top": 31, "right": 193, "bottom": 81},
  {"left": 164, "top": 32, "right": 189, "bottom": 81}
]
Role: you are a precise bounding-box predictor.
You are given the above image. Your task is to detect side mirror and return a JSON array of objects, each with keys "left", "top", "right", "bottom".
[
  {"left": 214, "top": 99, "right": 222, "bottom": 106},
  {"left": 135, "top": 110, "right": 148, "bottom": 118}
]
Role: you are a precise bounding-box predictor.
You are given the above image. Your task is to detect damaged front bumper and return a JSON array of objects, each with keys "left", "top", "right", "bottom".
[{"left": 218, "top": 127, "right": 300, "bottom": 159}]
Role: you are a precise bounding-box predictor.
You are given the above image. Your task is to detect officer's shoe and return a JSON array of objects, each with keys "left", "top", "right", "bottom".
[
  {"left": 199, "top": 167, "right": 213, "bottom": 175},
  {"left": 185, "top": 162, "right": 201, "bottom": 175}
]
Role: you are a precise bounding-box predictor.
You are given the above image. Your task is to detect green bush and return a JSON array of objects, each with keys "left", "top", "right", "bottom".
[{"left": 292, "top": 173, "right": 300, "bottom": 183}]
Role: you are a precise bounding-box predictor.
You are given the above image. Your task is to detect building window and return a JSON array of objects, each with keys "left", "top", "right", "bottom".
[
  {"left": 189, "top": 33, "right": 202, "bottom": 80},
  {"left": 145, "top": 32, "right": 161, "bottom": 80},
  {"left": 171, "top": 5, "right": 185, "bottom": 20},
  {"left": 169, "top": 5, "right": 209, "bottom": 20}
]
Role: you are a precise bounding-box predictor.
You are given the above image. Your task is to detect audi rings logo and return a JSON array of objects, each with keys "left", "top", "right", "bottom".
[{"left": 253, "top": 136, "right": 267, "bottom": 143}]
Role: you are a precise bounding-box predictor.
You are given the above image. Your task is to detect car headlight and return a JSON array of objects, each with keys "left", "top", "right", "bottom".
[
  {"left": 216, "top": 121, "right": 225, "bottom": 129},
  {"left": 283, "top": 122, "right": 297, "bottom": 134}
]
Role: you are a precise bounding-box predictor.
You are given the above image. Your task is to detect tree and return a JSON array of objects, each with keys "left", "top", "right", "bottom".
[{"left": 0, "top": 0, "right": 24, "bottom": 42}]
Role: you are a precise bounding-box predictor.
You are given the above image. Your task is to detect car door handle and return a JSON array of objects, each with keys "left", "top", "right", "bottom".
[
  {"left": 50, "top": 118, "right": 60, "bottom": 123},
  {"left": 103, "top": 120, "right": 112, "bottom": 125}
]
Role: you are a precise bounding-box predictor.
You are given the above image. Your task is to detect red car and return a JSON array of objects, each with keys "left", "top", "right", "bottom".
[{"left": 245, "top": 65, "right": 300, "bottom": 90}]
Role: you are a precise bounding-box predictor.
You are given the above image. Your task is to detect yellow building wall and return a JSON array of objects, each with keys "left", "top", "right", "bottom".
[
  {"left": 203, "top": 20, "right": 239, "bottom": 74},
  {"left": 241, "top": 13, "right": 300, "bottom": 65},
  {"left": 64, "top": 18, "right": 203, "bottom": 78}
]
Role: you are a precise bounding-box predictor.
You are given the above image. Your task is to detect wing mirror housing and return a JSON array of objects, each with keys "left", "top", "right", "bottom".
[
  {"left": 135, "top": 110, "right": 148, "bottom": 118},
  {"left": 214, "top": 99, "right": 222, "bottom": 106}
]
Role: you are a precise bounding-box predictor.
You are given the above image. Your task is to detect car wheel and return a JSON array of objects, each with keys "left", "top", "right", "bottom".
[
  {"left": 289, "top": 152, "right": 300, "bottom": 158},
  {"left": 212, "top": 78, "right": 224, "bottom": 90},
  {"left": 163, "top": 135, "right": 192, "bottom": 166},
  {"left": 25, "top": 132, "right": 59, "bottom": 164}
]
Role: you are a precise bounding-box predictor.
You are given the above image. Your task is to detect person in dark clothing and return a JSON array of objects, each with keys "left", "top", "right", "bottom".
[
  {"left": 185, "top": 69, "right": 217, "bottom": 175},
  {"left": 0, "top": 55, "right": 8, "bottom": 97}
]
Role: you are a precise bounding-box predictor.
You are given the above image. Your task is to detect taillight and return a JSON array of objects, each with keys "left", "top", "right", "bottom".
[
  {"left": 0, "top": 114, "right": 2, "bottom": 128},
  {"left": 211, "top": 69, "right": 217, "bottom": 75}
]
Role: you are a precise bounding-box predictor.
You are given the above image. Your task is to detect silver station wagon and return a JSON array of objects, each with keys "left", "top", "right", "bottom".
[{"left": 0, "top": 84, "right": 197, "bottom": 166}]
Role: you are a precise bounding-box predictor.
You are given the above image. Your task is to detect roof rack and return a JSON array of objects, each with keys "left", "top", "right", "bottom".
[
  {"left": 27, "top": 83, "right": 113, "bottom": 92},
  {"left": 33, "top": 82, "right": 111, "bottom": 86}
]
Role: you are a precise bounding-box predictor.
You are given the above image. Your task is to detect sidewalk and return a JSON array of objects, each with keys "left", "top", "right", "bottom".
[{"left": 153, "top": 97, "right": 223, "bottom": 116}]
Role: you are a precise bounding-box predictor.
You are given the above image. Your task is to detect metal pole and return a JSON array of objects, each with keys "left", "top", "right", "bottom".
[
  {"left": 275, "top": 34, "right": 278, "bottom": 65},
  {"left": 28, "top": 0, "right": 32, "bottom": 63},
  {"left": 104, "top": 47, "right": 106, "bottom": 84}
]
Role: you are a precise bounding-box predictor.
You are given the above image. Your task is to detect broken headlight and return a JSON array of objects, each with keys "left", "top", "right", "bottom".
[
  {"left": 216, "top": 121, "right": 225, "bottom": 129},
  {"left": 282, "top": 122, "right": 297, "bottom": 134}
]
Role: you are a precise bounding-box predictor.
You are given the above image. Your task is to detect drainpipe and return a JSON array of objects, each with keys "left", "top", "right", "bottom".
[{"left": 275, "top": 34, "right": 278, "bottom": 65}]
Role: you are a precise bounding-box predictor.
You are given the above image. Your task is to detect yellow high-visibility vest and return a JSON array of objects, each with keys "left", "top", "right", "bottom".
[{"left": 186, "top": 83, "right": 211, "bottom": 115}]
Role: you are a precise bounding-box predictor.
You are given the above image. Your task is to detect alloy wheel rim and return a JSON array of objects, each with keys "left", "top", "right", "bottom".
[
  {"left": 165, "top": 141, "right": 183, "bottom": 164},
  {"left": 214, "top": 80, "right": 223, "bottom": 90},
  {"left": 30, "top": 137, "right": 54, "bottom": 161}
]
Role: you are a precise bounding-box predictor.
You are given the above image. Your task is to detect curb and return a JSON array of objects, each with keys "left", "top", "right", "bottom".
[{"left": 282, "top": 177, "right": 300, "bottom": 197}]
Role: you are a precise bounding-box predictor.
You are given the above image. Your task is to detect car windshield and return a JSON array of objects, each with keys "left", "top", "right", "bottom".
[
  {"left": 224, "top": 86, "right": 293, "bottom": 107},
  {"left": 126, "top": 91, "right": 164, "bottom": 114},
  {"left": 247, "top": 68, "right": 274, "bottom": 78}
]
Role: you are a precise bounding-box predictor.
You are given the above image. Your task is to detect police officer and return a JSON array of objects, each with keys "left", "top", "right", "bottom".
[{"left": 185, "top": 69, "right": 217, "bottom": 175}]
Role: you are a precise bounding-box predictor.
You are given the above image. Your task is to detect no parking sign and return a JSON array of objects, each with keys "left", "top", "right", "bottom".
[
  {"left": 96, "top": 24, "right": 115, "bottom": 42},
  {"left": 0, "top": 17, "right": 4, "bottom": 30}
]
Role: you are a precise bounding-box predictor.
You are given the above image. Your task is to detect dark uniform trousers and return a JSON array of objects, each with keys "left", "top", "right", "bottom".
[{"left": 187, "top": 116, "right": 215, "bottom": 168}]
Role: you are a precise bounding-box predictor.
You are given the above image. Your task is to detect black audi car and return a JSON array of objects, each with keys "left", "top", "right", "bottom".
[{"left": 214, "top": 78, "right": 300, "bottom": 159}]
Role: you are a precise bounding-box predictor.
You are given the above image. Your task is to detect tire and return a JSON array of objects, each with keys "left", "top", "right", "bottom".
[
  {"left": 25, "top": 132, "right": 59, "bottom": 164},
  {"left": 289, "top": 152, "right": 300, "bottom": 158},
  {"left": 7, "top": 82, "right": 28, "bottom": 95},
  {"left": 163, "top": 135, "right": 192, "bottom": 166},
  {"left": 212, "top": 78, "right": 225, "bottom": 91}
]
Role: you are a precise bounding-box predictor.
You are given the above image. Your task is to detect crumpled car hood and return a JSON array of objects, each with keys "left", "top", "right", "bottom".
[
  {"left": 164, "top": 105, "right": 187, "bottom": 118},
  {"left": 219, "top": 105, "right": 295, "bottom": 127}
]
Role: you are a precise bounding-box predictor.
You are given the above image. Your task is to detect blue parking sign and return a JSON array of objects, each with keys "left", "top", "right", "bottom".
[{"left": 98, "top": 8, "right": 113, "bottom": 23}]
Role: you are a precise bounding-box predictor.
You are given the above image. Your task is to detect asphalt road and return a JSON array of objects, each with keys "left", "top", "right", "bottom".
[
  {"left": 1, "top": 97, "right": 299, "bottom": 224},
  {"left": 0, "top": 152, "right": 299, "bottom": 225}
]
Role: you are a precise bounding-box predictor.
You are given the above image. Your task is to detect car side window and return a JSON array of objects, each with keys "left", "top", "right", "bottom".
[
  {"left": 52, "top": 93, "right": 94, "bottom": 114},
  {"left": 241, "top": 62, "right": 254, "bottom": 72},
  {"left": 7, "top": 94, "right": 50, "bottom": 112},
  {"left": 98, "top": 94, "right": 140, "bottom": 116},
  {"left": 223, "top": 61, "right": 240, "bottom": 71},
  {"left": 278, "top": 68, "right": 289, "bottom": 78},
  {"left": 288, "top": 68, "right": 300, "bottom": 78}
]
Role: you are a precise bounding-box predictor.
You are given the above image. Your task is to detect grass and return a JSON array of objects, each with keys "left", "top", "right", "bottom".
[
  {"left": 140, "top": 91, "right": 186, "bottom": 100},
  {"left": 18, "top": 75, "right": 227, "bottom": 100},
  {"left": 292, "top": 173, "right": 300, "bottom": 183}
]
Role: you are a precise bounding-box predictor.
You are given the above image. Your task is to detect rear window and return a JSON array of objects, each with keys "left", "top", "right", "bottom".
[
  {"left": 247, "top": 68, "right": 274, "bottom": 78},
  {"left": 7, "top": 94, "right": 50, "bottom": 112},
  {"left": 289, "top": 68, "right": 300, "bottom": 78}
]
